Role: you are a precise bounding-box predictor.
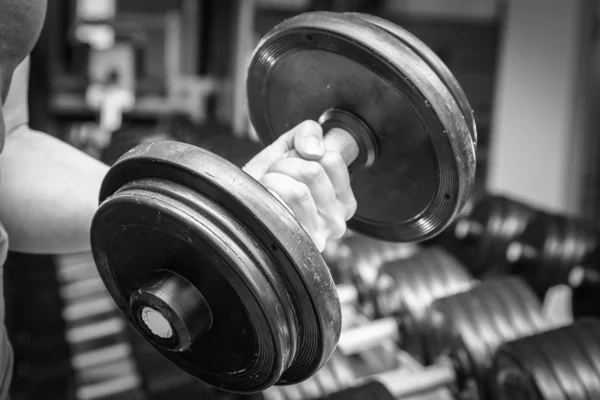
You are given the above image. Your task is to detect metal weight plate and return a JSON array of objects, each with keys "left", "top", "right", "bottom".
[
  {"left": 452, "top": 194, "right": 539, "bottom": 277},
  {"left": 506, "top": 213, "right": 600, "bottom": 299},
  {"left": 492, "top": 318, "right": 600, "bottom": 400},
  {"left": 91, "top": 141, "right": 341, "bottom": 393},
  {"left": 263, "top": 350, "right": 356, "bottom": 400},
  {"left": 347, "top": 13, "right": 477, "bottom": 146},
  {"left": 422, "top": 277, "right": 549, "bottom": 399},
  {"left": 372, "top": 247, "right": 474, "bottom": 363},
  {"left": 247, "top": 12, "right": 477, "bottom": 242}
]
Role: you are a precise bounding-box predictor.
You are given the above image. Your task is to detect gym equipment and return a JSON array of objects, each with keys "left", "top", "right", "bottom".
[
  {"left": 336, "top": 247, "right": 474, "bottom": 363},
  {"left": 452, "top": 194, "right": 538, "bottom": 277},
  {"left": 492, "top": 318, "right": 600, "bottom": 400},
  {"left": 55, "top": 253, "right": 219, "bottom": 400},
  {"left": 569, "top": 247, "right": 600, "bottom": 320},
  {"left": 505, "top": 213, "right": 600, "bottom": 298},
  {"left": 310, "top": 277, "right": 549, "bottom": 400},
  {"left": 422, "top": 277, "right": 549, "bottom": 398},
  {"left": 91, "top": 11, "right": 477, "bottom": 393},
  {"left": 335, "top": 233, "right": 418, "bottom": 308},
  {"left": 262, "top": 350, "right": 357, "bottom": 400}
]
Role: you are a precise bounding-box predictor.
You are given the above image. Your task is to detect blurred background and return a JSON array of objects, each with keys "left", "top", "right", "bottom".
[
  {"left": 29, "top": 0, "right": 600, "bottom": 217},
  {"left": 7, "top": 0, "right": 600, "bottom": 399}
]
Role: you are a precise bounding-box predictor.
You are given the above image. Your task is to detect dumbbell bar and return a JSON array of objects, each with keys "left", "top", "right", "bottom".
[
  {"left": 90, "top": 11, "right": 477, "bottom": 393},
  {"left": 314, "top": 278, "right": 549, "bottom": 400}
]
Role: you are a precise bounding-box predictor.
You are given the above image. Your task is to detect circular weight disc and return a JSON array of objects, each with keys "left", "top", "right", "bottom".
[
  {"left": 492, "top": 319, "right": 600, "bottom": 400},
  {"left": 422, "top": 277, "right": 549, "bottom": 398},
  {"left": 91, "top": 141, "right": 341, "bottom": 392},
  {"left": 374, "top": 247, "right": 474, "bottom": 363},
  {"left": 348, "top": 12, "right": 477, "bottom": 146},
  {"left": 247, "top": 12, "right": 476, "bottom": 242}
]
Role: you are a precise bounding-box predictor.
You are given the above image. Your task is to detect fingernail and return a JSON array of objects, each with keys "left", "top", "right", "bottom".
[{"left": 303, "top": 136, "right": 324, "bottom": 157}]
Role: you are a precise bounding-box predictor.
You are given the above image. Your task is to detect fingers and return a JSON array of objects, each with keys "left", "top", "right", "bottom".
[
  {"left": 244, "top": 120, "right": 324, "bottom": 180},
  {"left": 267, "top": 157, "right": 346, "bottom": 239},
  {"left": 259, "top": 172, "right": 327, "bottom": 251},
  {"left": 319, "top": 151, "right": 357, "bottom": 220},
  {"left": 242, "top": 119, "right": 356, "bottom": 251}
]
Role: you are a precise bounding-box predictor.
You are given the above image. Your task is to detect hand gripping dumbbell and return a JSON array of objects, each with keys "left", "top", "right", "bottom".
[
  {"left": 335, "top": 247, "right": 474, "bottom": 363},
  {"left": 505, "top": 213, "right": 600, "bottom": 299},
  {"left": 492, "top": 318, "right": 600, "bottom": 400},
  {"left": 451, "top": 194, "right": 539, "bottom": 277},
  {"left": 311, "top": 277, "right": 550, "bottom": 400},
  {"left": 89, "top": 11, "right": 477, "bottom": 393}
]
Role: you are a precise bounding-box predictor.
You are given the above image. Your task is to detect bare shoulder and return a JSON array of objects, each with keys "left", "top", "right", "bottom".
[{"left": 3, "top": 57, "right": 30, "bottom": 136}]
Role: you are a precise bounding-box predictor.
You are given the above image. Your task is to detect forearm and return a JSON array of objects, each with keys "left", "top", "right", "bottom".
[{"left": 0, "top": 125, "right": 109, "bottom": 254}]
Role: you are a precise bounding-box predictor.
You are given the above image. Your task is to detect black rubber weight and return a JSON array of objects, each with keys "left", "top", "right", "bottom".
[
  {"left": 458, "top": 195, "right": 538, "bottom": 277},
  {"left": 91, "top": 141, "right": 341, "bottom": 392},
  {"left": 422, "top": 277, "right": 549, "bottom": 399},
  {"left": 510, "top": 214, "right": 600, "bottom": 298},
  {"left": 492, "top": 318, "right": 600, "bottom": 400},
  {"left": 374, "top": 247, "right": 474, "bottom": 362},
  {"left": 347, "top": 12, "right": 477, "bottom": 146}
]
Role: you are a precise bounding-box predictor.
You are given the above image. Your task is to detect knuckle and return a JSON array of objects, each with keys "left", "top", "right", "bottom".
[
  {"left": 267, "top": 158, "right": 287, "bottom": 174},
  {"left": 302, "top": 161, "right": 325, "bottom": 181},
  {"left": 332, "top": 220, "right": 347, "bottom": 240},
  {"left": 346, "top": 197, "right": 358, "bottom": 220},
  {"left": 291, "top": 183, "right": 312, "bottom": 203}
]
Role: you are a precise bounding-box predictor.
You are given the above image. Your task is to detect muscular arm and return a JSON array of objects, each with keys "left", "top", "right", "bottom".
[
  {"left": 0, "top": 127, "right": 108, "bottom": 254},
  {"left": 0, "top": 58, "right": 109, "bottom": 254}
]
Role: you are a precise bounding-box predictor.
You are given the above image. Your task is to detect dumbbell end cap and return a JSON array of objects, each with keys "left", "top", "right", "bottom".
[{"left": 130, "top": 269, "right": 212, "bottom": 352}]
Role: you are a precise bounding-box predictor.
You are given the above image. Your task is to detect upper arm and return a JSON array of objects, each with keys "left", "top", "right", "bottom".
[{"left": 3, "top": 57, "right": 30, "bottom": 137}]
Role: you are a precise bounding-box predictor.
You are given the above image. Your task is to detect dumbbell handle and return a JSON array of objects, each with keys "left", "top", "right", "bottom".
[
  {"left": 315, "top": 362, "right": 456, "bottom": 400},
  {"left": 288, "top": 109, "right": 378, "bottom": 169},
  {"left": 323, "top": 127, "right": 361, "bottom": 166},
  {"left": 376, "top": 361, "right": 456, "bottom": 398},
  {"left": 337, "top": 317, "right": 399, "bottom": 355}
]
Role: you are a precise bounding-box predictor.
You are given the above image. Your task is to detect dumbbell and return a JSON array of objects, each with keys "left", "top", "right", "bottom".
[
  {"left": 334, "top": 233, "right": 419, "bottom": 309},
  {"left": 492, "top": 318, "right": 600, "bottom": 400},
  {"left": 505, "top": 213, "right": 600, "bottom": 298},
  {"left": 451, "top": 194, "right": 539, "bottom": 277},
  {"left": 309, "top": 277, "right": 550, "bottom": 400},
  {"left": 262, "top": 350, "right": 358, "bottom": 400},
  {"left": 336, "top": 247, "right": 474, "bottom": 363},
  {"left": 90, "top": 11, "right": 477, "bottom": 393}
]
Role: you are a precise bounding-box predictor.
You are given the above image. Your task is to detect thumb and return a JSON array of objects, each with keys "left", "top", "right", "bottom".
[
  {"left": 244, "top": 120, "right": 324, "bottom": 179},
  {"left": 292, "top": 120, "right": 325, "bottom": 161}
]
